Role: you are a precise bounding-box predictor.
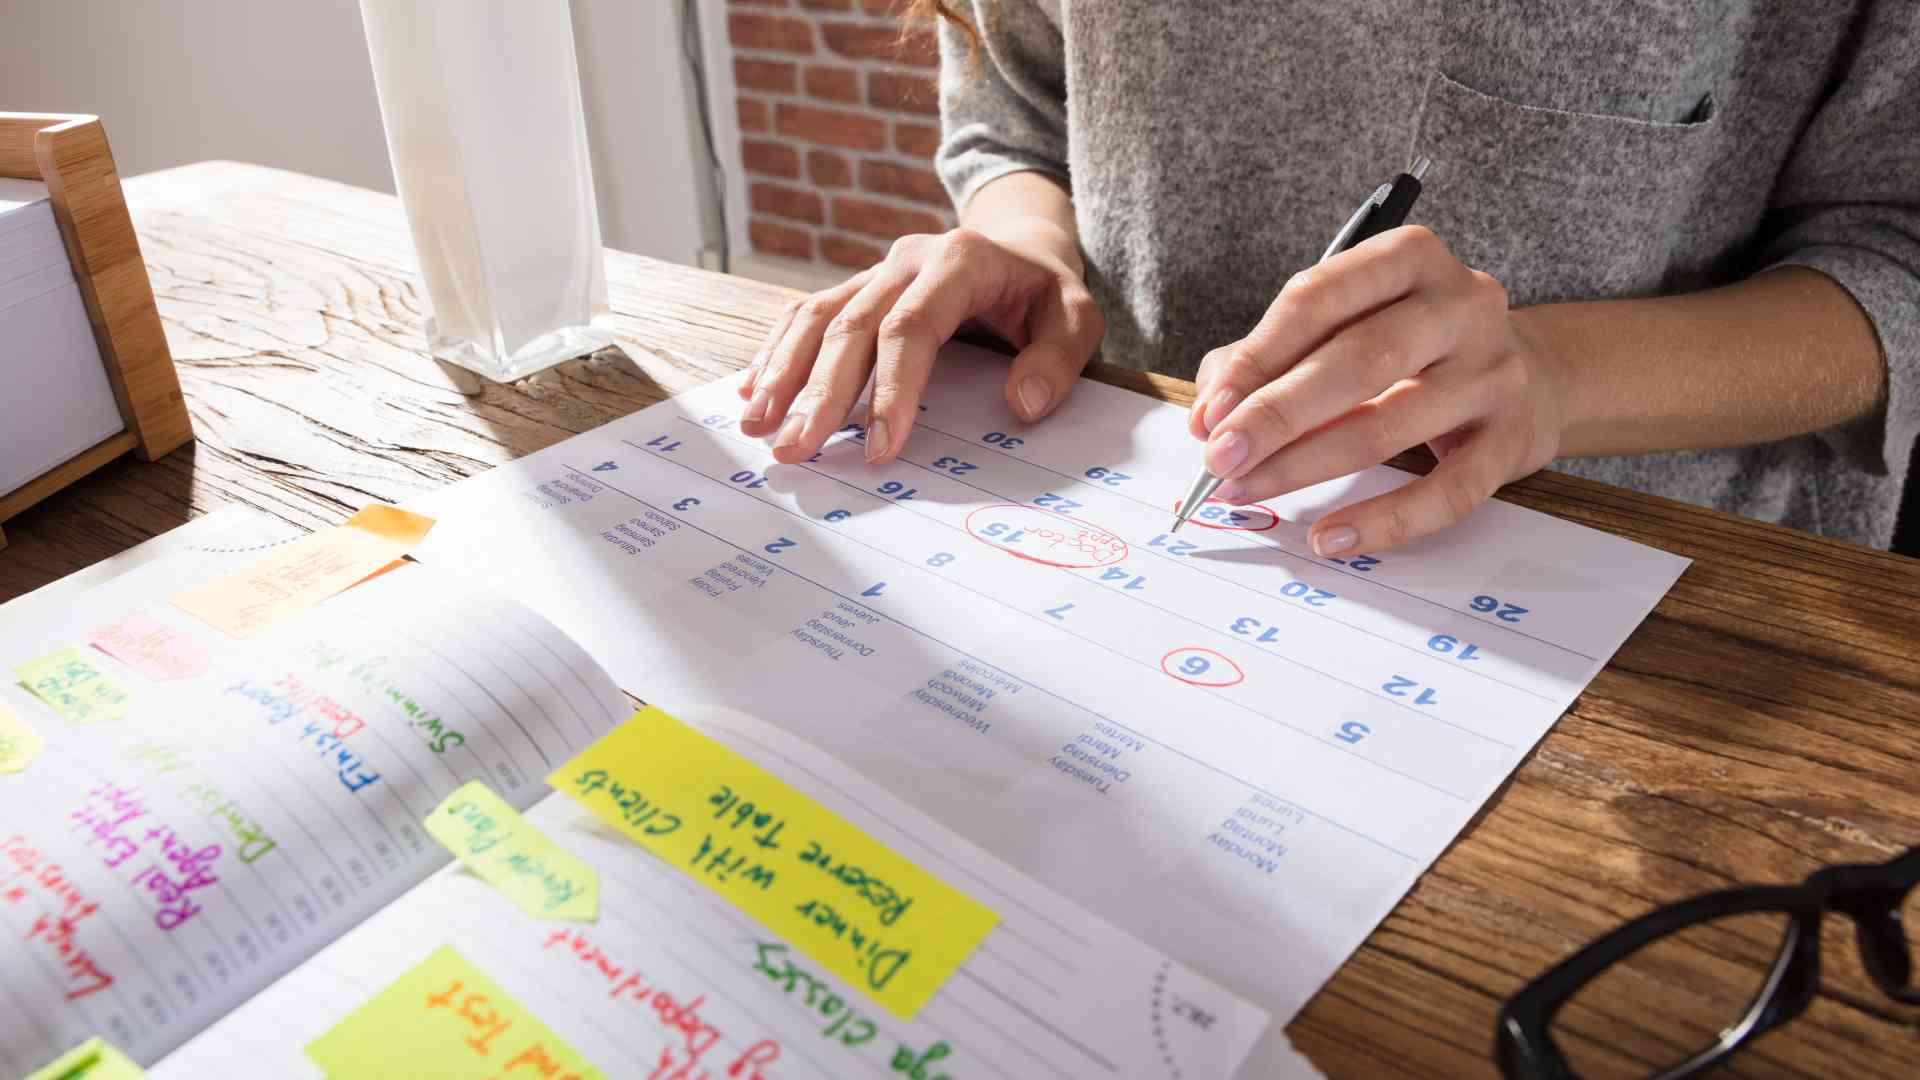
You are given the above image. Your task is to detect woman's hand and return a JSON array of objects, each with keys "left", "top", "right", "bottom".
[
  {"left": 1188, "top": 226, "right": 1565, "bottom": 557},
  {"left": 737, "top": 220, "right": 1102, "bottom": 465}
]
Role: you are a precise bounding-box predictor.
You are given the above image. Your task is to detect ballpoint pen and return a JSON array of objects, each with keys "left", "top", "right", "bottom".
[{"left": 1170, "top": 156, "right": 1432, "bottom": 532}]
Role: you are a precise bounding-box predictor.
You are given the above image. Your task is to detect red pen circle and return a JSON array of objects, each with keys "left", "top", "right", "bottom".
[
  {"left": 1160, "top": 646, "right": 1245, "bottom": 687},
  {"left": 1172, "top": 498, "right": 1281, "bottom": 532},
  {"left": 964, "top": 503, "right": 1129, "bottom": 569}
]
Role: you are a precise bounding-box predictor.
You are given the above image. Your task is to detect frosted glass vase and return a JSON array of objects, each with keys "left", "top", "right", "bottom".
[{"left": 359, "top": 0, "right": 615, "bottom": 382}]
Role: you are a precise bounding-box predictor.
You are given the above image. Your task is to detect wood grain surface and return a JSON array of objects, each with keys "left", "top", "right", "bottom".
[{"left": 2, "top": 162, "right": 1916, "bottom": 1077}]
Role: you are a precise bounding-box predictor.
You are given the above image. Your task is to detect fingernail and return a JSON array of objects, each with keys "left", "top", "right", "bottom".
[
  {"left": 773, "top": 411, "right": 807, "bottom": 451},
  {"left": 744, "top": 386, "right": 772, "bottom": 424},
  {"left": 1202, "top": 388, "right": 1238, "bottom": 433},
  {"left": 1215, "top": 479, "right": 1246, "bottom": 503},
  {"left": 1313, "top": 526, "right": 1358, "bottom": 556},
  {"left": 865, "top": 418, "right": 890, "bottom": 462},
  {"left": 1207, "top": 430, "right": 1248, "bottom": 476},
  {"left": 1017, "top": 376, "right": 1051, "bottom": 419}
]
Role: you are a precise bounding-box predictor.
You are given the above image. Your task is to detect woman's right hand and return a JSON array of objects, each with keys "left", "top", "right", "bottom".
[{"left": 736, "top": 220, "right": 1103, "bottom": 465}]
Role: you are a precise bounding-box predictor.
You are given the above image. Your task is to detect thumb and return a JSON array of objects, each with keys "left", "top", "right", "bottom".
[{"left": 1004, "top": 281, "right": 1103, "bottom": 422}]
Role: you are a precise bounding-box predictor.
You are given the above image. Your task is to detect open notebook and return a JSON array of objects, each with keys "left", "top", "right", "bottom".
[{"left": 0, "top": 530, "right": 1301, "bottom": 1078}]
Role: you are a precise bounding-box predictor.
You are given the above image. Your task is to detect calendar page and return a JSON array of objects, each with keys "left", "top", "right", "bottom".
[{"left": 411, "top": 343, "right": 1688, "bottom": 1060}]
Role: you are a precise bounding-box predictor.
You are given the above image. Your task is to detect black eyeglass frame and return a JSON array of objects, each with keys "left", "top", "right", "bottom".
[{"left": 1495, "top": 846, "right": 1920, "bottom": 1080}]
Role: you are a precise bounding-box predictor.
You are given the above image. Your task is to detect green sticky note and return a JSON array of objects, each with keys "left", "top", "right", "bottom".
[
  {"left": 423, "top": 780, "right": 597, "bottom": 921},
  {"left": 26, "top": 1036, "right": 144, "bottom": 1079},
  {"left": 15, "top": 647, "right": 132, "bottom": 724},
  {"left": 306, "top": 945, "right": 605, "bottom": 1080}
]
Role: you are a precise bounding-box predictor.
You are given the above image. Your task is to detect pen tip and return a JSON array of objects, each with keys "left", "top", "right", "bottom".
[{"left": 1170, "top": 518, "right": 1184, "bottom": 534}]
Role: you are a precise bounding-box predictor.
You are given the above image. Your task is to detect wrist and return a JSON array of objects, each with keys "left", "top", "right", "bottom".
[
  {"left": 1509, "top": 305, "right": 1578, "bottom": 461},
  {"left": 974, "top": 215, "right": 1085, "bottom": 281}
]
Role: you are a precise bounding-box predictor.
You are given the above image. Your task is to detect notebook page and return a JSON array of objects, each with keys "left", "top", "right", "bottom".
[
  {"left": 154, "top": 705, "right": 1306, "bottom": 1079},
  {"left": 0, "top": 558, "right": 630, "bottom": 1073}
]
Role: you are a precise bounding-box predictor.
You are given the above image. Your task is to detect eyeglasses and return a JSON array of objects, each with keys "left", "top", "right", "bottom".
[{"left": 1496, "top": 846, "right": 1920, "bottom": 1079}]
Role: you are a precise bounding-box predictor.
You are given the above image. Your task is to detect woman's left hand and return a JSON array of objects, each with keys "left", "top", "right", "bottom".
[{"left": 1188, "top": 225, "right": 1565, "bottom": 557}]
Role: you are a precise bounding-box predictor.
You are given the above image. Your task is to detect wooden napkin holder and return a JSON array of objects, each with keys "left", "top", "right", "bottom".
[{"left": 0, "top": 112, "right": 191, "bottom": 549}]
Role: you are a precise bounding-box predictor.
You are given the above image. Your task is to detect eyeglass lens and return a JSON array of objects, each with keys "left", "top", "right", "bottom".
[{"left": 1547, "top": 910, "right": 1792, "bottom": 1079}]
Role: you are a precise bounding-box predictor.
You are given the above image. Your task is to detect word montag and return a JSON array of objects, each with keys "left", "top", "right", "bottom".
[
  {"left": 0, "top": 702, "right": 44, "bottom": 773},
  {"left": 171, "top": 504, "right": 435, "bottom": 638},
  {"left": 15, "top": 647, "right": 132, "bottom": 724},
  {"left": 550, "top": 706, "right": 999, "bottom": 1021},
  {"left": 87, "top": 613, "right": 210, "bottom": 681},
  {"left": 306, "top": 945, "right": 604, "bottom": 1080},
  {"left": 424, "top": 780, "right": 598, "bottom": 921},
  {"left": 26, "top": 1036, "right": 145, "bottom": 1079}
]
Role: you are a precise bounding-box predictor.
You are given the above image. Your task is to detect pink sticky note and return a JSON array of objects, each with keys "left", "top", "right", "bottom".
[{"left": 87, "top": 613, "right": 211, "bottom": 681}]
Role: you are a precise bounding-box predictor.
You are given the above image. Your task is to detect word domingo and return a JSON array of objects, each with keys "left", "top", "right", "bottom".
[{"left": 964, "top": 504, "right": 1128, "bottom": 569}]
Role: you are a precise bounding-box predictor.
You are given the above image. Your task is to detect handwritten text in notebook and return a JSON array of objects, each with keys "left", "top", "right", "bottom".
[
  {"left": 0, "top": 560, "right": 632, "bottom": 1073},
  {"left": 425, "top": 780, "right": 597, "bottom": 921},
  {"left": 86, "top": 612, "right": 210, "bottom": 681},
  {"left": 552, "top": 706, "right": 998, "bottom": 1020},
  {"left": 305, "top": 945, "right": 604, "bottom": 1080},
  {"left": 170, "top": 504, "right": 434, "bottom": 637},
  {"left": 14, "top": 646, "right": 131, "bottom": 724}
]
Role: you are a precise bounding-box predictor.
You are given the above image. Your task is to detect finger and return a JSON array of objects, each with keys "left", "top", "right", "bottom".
[
  {"left": 864, "top": 235, "right": 1020, "bottom": 462},
  {"left": 1188, "top": 346, "right": 1232, "bottom": 438},
  {"left": 1306, "top": 426, "right": 1518, "bottom": 557},
  {"left": 740, "top": 272, "right": 871, "bottom": 437},
  {"left": 1204, "top": 293, "right": 1459, "bottom": 479},
  {"left": 740, "top": 298, "right": 801, "bottom": 399},
  {"left": 1202, "top": 226, "right": 1463, "bottom": 432},
  {"left": 770, "top": 268, "right": 919, "bottom": 463},
  {"left": 1000, "top": 279, "right": 1102, "bottom": 426},
  {"left": 1215, "top": 360, "right": 1494, "bottom": 503}
]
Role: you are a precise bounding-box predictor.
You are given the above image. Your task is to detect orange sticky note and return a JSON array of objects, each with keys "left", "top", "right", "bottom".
[{"left": 170, "top": 505, "right": 435, "bottom": 638}]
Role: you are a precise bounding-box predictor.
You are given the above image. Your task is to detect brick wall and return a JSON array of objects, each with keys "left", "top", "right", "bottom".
[{"left": 726, "top": 0, "right": 958, "bottom": 274}]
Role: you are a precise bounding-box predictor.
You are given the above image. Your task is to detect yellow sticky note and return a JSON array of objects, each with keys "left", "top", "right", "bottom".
[
  {"left": 26, "top": 1036, "right": 144, "bottom": 1079},
  {"left": 550, "top": 706, "right": 998, "bottom": 1020},
  {"left": 424, "top": 780, "right": 598, "bottom": 921},
  {"left": 305, "top": 944, "right": 604, "bottom": 1080},
  {"left": 0, "top": 702, "right": 43, "bottom": 773},
  {"left": 14, "top": 648, "right": 132, "bottom": 724},
  {"left": 170, "top": 504, "right": 435, "bottom": 638}
]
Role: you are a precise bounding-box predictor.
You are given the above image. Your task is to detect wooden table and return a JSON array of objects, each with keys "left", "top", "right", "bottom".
[{"left": 5, "top": 162, "right": 1917, "bottom": 1077}]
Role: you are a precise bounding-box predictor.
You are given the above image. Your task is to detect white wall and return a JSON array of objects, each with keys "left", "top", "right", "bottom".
[{"left": 0, "top": 0, "right": 721, "bottom": 267}]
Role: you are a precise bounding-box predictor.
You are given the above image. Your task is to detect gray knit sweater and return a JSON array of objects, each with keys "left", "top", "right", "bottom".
[{"left": 933, "top": 1, "right": 1920, "bottom": 549}]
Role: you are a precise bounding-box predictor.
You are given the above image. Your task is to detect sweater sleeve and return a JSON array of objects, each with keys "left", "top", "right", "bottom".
[
  {"left": 933, "top": 0, "right": 1071, "bottom": 212},
  {"left": 1758, "top": 0, "right": 1920, "bottom": 478}
]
